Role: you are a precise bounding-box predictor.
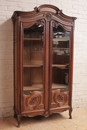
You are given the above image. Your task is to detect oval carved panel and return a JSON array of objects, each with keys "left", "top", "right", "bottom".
[
  {"left": 26, "top": 93, "right": 41, "bottom": 109},
  {"left": 23, "top": 92, "right": 42, "bottom": 111},
  {"left": 54, "top": 90, "right": 68, "bottom": 107}
]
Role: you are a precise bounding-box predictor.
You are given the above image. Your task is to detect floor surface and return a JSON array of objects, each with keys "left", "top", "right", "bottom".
[{"left": 0, "top": 108, "right": 87, "bottom": 130}]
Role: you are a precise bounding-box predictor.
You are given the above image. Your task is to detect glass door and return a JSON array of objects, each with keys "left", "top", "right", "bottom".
[
  {"left": 22, "top": 21, "right": 45, "bottom": 113},
  {"left": 50, "top": 21, "right": 70, "bottom": 109}
]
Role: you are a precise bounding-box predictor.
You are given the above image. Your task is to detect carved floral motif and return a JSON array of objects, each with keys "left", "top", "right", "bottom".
[
  {"left": 44, "top": 13, "right": 52, "bottom": 21},
  {"left": 24, "top": 92, "right": 42, "bottom": 110},
  {"left": 54, "top": 90, "right": 68, "bottom": 107}
]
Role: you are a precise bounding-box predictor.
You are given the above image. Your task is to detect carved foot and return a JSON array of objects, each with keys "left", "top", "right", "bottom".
[
  {"left": 17, "top": 115, "right": 21, "bottom": 127},
  {"left": 69, "top": 108, "right": 72, "bottom": 119},
  {"left": 45, "top": 111, "right": 49, "bottom": 117},
  {"left": 17, "top": 123, "right": 20, "bottom": 128},
  {"left": 69, "top": 114, "right": 72, "bottom": 119}
]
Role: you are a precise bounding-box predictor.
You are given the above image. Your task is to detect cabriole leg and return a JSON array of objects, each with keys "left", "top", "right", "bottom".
[
  {"left": 17, "top": 115, "right": 21, "bottom": 127},
  {"left": 69, "top": 107, "right": 72, "bottom": 119}
]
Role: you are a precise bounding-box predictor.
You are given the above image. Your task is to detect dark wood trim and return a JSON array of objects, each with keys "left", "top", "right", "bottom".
[
  {"left": 68, "top": 26, "right": 74, "bottom": 119},
  {"left": 49, "top": 20, "right": 53, "bottom": 114},
  {"left": 17, "top": 17, "right": 21, "bottom": 114},
  {"left": 20, "top": 22, "right": 23, "bottom": 114},
  {"left": 12, "top": 17, "right": 15, "bottom": 117},
  {"left": 44, "top": 20, "right": 49, "bottom": 117}
]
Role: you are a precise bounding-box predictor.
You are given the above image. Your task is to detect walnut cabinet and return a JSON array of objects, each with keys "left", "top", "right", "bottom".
[{"left": 12, "top": 4, "right": 76, "bottom": 126}]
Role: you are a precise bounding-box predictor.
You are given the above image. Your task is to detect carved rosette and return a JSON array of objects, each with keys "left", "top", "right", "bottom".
[
  {"left": 44, "top": 13, "right": 52, "bottom": 21},
  {"left": 23, "top": 92, "right": 42, "bottom": 111},
  {"left": 53, "top": 90, "right": 68, "bottom": 107}
]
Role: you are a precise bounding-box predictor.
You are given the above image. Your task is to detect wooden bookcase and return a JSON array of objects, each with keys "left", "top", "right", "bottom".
[{"left": 12, "top": 4, "right": 76, "bottom": 126}]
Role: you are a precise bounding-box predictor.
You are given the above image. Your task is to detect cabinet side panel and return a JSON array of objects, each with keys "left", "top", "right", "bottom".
[{"left": 14, "top": 19, "right": 18, "bottom": 115}]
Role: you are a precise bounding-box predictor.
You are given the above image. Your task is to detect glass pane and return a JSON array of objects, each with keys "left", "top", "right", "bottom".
[
  {"left": 23, "top": 23, "right": 44, "bottom": 95},
  {"left": 52, "top": 24, "right": 70, "bottom": 91},
  {"left": 24, "top": 24, "right": 43, "bottom": 38}
]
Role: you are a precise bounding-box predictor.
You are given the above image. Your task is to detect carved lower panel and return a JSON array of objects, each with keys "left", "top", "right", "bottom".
[
  {"left": 51, "top": 90, "right": 69, "bottom": 108},
  {"left": 23, "top": 91, "right": 44, "bottom": 112}
]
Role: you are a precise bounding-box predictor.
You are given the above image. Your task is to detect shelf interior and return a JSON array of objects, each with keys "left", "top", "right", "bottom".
[
  {"left": 24, "top": 38, "right": 42, "bottom": 41},
  {"left": 23, "top": 27, "right": 44, "bottom": 89},
  {"left": 23, "top": 83, "right": 68, "bottom": 92},
  {"left": 23, "top": 23, "right": 70, "bottom": 94},
  {"left": 52, "top": 64, "right": 69, "bottom": 69},
  {"left": 23, "top": 41, "right": 43, "bottom": 65},
  {"left": 23, "top": 62, "right": 43, "bottom": 68},
  {"left": 23, "top": 67, "right": 43, "bottom": 86},
  {"left": 23, "top": 84, "right": 43, "bottom": 91},
  {"left": 52, "top": 83, "right": 68, "bottom": 89}
]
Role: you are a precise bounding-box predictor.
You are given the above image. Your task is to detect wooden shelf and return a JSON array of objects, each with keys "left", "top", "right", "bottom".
[
  {"left": 23, "top": 64, "right": 43, "bottom": 68},
  {"left": 24, "top": 38, "right": 42, "bottom": 41},
  {"left": 53, "top": 36, "right": 69, "bottom": 42},
  {"left": 52, "top": 83, "right": 68, "bottom": 89},
  {"left": 23, "top": 60, "right": 43, "bottom": 68},
  {"left": 53, "top": 48, "right": 69, "bottom": 50},
  {"left": 23, "top": 84, "right": 43, "bottom": 91},
  {"left": 52, "top": 64, "right": 69, "bottom": 69},
  {"left": 30, "top": 50, "right": 43, "bottom": 52},
  {"left": 23, "top": 84, "right": 68, "bottom": 91}
]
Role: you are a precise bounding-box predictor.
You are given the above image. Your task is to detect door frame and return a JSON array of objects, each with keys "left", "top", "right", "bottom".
[{"left": 20, "top": 16, "right": 47, "bottom": 116}]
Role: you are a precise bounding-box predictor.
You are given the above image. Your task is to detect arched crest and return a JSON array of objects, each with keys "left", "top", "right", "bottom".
[{"left": 12, "top": 4, "right": 77, "bottom": 23}]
